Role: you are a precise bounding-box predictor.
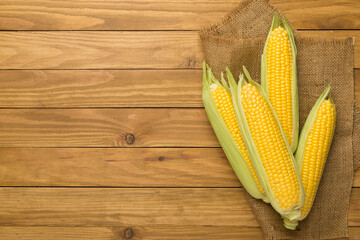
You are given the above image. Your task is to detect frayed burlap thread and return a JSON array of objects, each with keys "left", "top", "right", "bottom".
[{"left": 200, "top": 0, "right": 356, "bottom": 239}]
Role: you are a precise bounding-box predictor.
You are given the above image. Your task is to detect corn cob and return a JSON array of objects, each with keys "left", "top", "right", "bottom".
[
  {"left": 228, "top": 67, "right": 304, "bottom": 229},
  {"left": 210, "top": 79, "right": 265, "bottom": 195},
  {"left": 261, "top": 13, "right": 299, "bottom": 153},
  {"left": 202, "top": 62, "right": 267, "bottom": 201},
  {"left": 295, "top": 86, "right": 336, "bottom": 220}
]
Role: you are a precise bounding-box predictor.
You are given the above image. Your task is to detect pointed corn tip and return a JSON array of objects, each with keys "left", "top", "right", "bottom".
[
  {"left": 272, "top": 12, "right": 281, "bottom": 29},
  {"left": 242, "top": 66, "right": 253, "bottom": 83},
  {"left": 225, "top": 67, "right": 234, "bottom": 80},
  {"left": 206, "top": 63, "right": 211, "bottom": 73},
  {"left": 274, "top": 12, "right": 279, "bottom": 20},
  {"left": 322, "top": 84, "right": 331, "bottom": 98},
  {"left": 326, "top": 85, "right": 335, "bottom": 104},
  {"left": 225, "top": 67, "right": 233, "bottom": 79},
  {"left": 239, "top": 73, "right": 244, "bottom": 81}
]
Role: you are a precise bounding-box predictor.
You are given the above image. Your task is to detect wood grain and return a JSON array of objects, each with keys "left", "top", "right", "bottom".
[
  {"left": 0, "top": 31, "right": 358, "bottom": 70},
  {"left": 1, "top": 226, "right": 360, "bottom": 240},
  {"left": 0, "top": 226, "right": 265, "bottom": 240},
  {"left": 0, "top": 188, "right": 258, "bottom": 227},
  {"left": 0, "top": 109, "right": 217, "bottom": 147},
  {"left": 0, "top": 108, "right": 356, "bottom": 148},
  {"left": 0, "top": 1, "right": 358, "bottom": 239},
  {"left": 0, "top": 70, "right": 202, "bottom": 108},
  {"left": 0, "top": 31, "right": 202, "bottom": 70},
  {"left": 0, "top": 69, "right": 359, "bottom": 108},
  {"left": 0, "top": 0, "right": 359, "bottom": 30},
  {"left": 2, "top": 226, "right": 360, "bottom": 240},
  {"left": 0, "top": 148, "right": 359, "bottom": 187},
  {"left": 0, "top": 187, "right": 359, "bottom": 227},
  {"left": 0, "top": 148, "right": 237, "bottom": 187}
]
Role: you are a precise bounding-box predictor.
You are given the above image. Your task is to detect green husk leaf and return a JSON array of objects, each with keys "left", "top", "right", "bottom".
[
  {"left": 282, "top": 16, "right": 297, "bottom": 54},
  {"left": 231, "top": 66, "right": 304, "bottom": 227},
  {"left": 261, "top": 13, "right": 299, "bottom": 153},
  {"left": 220, "top": 72, "right": 230, "bottom": 93},
  {"left": 202, "top": 62, "right": 266, "bottom": 200}
]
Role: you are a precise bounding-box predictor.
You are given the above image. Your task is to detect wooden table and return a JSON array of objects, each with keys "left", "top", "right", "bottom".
[{"left": 0, "top": 1, "right": 359, "bottom": 239}]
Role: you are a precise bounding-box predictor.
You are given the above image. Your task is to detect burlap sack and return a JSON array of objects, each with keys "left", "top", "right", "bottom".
[
  {"left": 354, "top": 107, "right": 360, "bottom": 170},
  {"left": 199, "top": 0, "right": 357, "bottom": 239}
]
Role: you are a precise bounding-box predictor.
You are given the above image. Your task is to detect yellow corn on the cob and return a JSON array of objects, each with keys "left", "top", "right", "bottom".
[
  {"left": 202, "top": 62, "right": 267, "bottom": 201},
  {"left": 266, "top": 27, "right": 293, "bottom": 143},
  {"left": 262, "top": 13, "right": 299, "bottom": 153},
  {"left": 295, "top": 86, "right": 336, "bottom": 220},
  {"left": 241, "top": 83, "right": 300, "bottom": 210},
  {"left": 210, "top": 83, "right": 264, "bottom": 194},
  {"left": 228, "top": 67, "right": 304, "bottom": 229}
]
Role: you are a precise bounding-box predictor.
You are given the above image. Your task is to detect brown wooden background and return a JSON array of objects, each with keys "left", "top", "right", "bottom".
[{"left": 0, "top": 0, "right": 359, "bottom": 239}]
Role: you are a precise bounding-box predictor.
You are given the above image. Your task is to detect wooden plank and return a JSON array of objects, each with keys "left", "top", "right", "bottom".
[
  {"left": 0, "top": 188, "right": 359, "bottom": 227},
  {"left": 0, "top": 69, "right": 359, "bottom": 108},
  {"left": 0, "top": 226, "right": 265, "bottom": 240},
  {"left": 355, "top": 170, "right": 360, "bottom": 187},
  {"left": 0, "top": 227, "right": 122, "bottom": 240},
  {"left": 0, "top": 31, "right": 358, "bottom": 70},
  {"left": 0, "top": 70, "right": 202, "bottom": 108},
  {"left": 0, "top": 0, "right": 359, "bottom": 30},
  {"left": 0, "top": 148, "right": 359, "bottom": 187},
  {"left": 0, "top": 188, "right": 258, "bottom": 227},
  {"left": 1, "top": 226, "right": 360, "bottom": 240},
  {"left": 0, "top": 148, "right": 238, "bottom": 187},
  {"left": 2, "top": 226, "right": 360, "bottom": 240},
  {"left": 0, "top": 106, "right": 357, "bottom": 148},
  {"left": 0, "top": 108, "right": 217, "bottom": 147},
  {"left": 0, "top": 31, "right": 202, "bottom": 70},
  {"left": 0, "top": 226, "right": 257, "bottom": 240}
]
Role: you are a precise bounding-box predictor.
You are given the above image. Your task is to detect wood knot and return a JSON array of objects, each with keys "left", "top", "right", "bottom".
[
  {"left": 158, "top": 156, "right": 165, "bottom": 161},
  {"left": 124, "top": 227, "right": 134, "bottom": 239},
  {"left": 125, "top": 133, "right": 135, "bottom": 145},
  {"left": 187, "top": 58, "right": 197, "bottom": 68}
]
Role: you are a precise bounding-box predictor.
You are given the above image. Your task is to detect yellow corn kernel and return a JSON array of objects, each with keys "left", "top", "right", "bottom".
[
  {"left": 266, "top": 26, "right": 294, "bottom": 147},
  {"left": 211, "top": 83, "right": 264, "bottom": 194},
  {"left": 300, "top": 100, "right": 336, "bottom": 219},
  {"left": 241, "top": 83, "right": 300, "bottom": 211}
]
